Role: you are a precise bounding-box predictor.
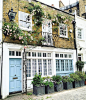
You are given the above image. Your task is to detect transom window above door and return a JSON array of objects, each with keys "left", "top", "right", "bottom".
[
  {"left": 59, "top": 24, "right": 67, "bottom": 38},
  {"left": 19, "top": 11, "right": 32, "bottom": 31}
]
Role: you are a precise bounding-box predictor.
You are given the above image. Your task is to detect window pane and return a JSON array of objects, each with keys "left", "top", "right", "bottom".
[
  {"left": 38, "top": 59, "right": 42, "bottom": 75},
  {"left": 55, "top": 54, "right": 59, "bottom": 57},
  {"left": 16, "top": 51, "right": 18, "bottom": 56},
  {"left": 9, "top": 51, "right": 11, "bottom": 56},
  {"left": 48, "top": 60, "right": 52, "bottom": 75},
  {"left": 61, "top": 60, "right": 64, "bottom": 71},
  {"left": 12, "top": 51, "right": 15, "bottom": 56},
  {"left": 32, "top": 52, "right": 36, "bottom": 57},
  {"left": 27, "top": 59, "right": 31, "bottom": 77},
  {"left": 48, "top": 53, "right": 51, "bottom": 57},
  {"left": 19, "top": 52, "right": 21, "bottom": 56},
  {"left": 43, "top": 59, "right": 47, "bottom": 75},
  {"left": 38, "top": 53, "right": 41, "bottom": 57},
  {"left": 43, "top": 53, "right": 46, "bottom": 57},
  {"left": 69, "top": 60, "right": 73, "bottom": 71},
  {"left": 64, "top": 54, "right": 67, "bottom": 58},
  {"left": 28, "top": 52, "right": 31, "bottom": 57},
  {"left": 60, "top": 54, "right": 63, "bottom": 58},
  {"left": 65, "top": 60, "right": 68, "bottom": 71},
  {"left": 56, "top": 60, "right": 60, "bottom": 71},
  {"left": 32, "top": 59, "right": 37, "bottom": 76}
]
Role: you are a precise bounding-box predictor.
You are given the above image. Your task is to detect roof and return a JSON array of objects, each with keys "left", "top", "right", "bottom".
[{"left": 60, "top": 1, "right": 79, "bottom": 11}]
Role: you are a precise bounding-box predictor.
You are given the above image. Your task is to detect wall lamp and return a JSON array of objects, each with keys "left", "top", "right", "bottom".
[{"left": 8, "top": 7, "right": 17, "bottom": 21}]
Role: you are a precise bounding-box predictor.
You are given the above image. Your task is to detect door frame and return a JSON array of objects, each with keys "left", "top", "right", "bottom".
[{"left": 9, "top": 58, "right": 22, "bottom": 93}]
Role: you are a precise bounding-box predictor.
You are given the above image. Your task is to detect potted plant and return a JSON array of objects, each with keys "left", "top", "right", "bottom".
[
  {"left": 62, "top": 76, "right": 74, "bottom": 90},
  {"left": 76, "top": 61, "right": 84, "bottom": 71},
  {"left": 32, "top": 74, "right": 45, "bottom": 95},
  {"left": 52, "top": 75, "right": 63, "bottom": 92},
  {"left": 75, "top": 71, "right": 85, "bottom": 86},
  {"left": 70, "top": 73, "right": 81, "bottom": 88},
  {"left": 43, "top": 76, "right": 54, "bottom": 94}
]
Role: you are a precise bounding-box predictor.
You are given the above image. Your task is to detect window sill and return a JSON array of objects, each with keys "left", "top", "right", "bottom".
[
  {"left": 60, "top": 35, "right": 68, "bottom": 38},
  {"left": 77, "top": 39, "right": 85, "bottom": 41},
  {"left": 19, "top": 26, "right": 32, "bottom": 31}
]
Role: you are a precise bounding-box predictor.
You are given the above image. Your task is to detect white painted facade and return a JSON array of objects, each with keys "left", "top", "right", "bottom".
[
  {"left": 2, "top": 42, "right": 76, "bottom": 99},
  {"left": 75, "top": 15, "right": 86, "bottom": 71}
]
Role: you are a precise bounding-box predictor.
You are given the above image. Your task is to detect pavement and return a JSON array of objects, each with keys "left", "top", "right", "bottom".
[{"left": 4, "top": 86, "right": 86, "bottom": 100}]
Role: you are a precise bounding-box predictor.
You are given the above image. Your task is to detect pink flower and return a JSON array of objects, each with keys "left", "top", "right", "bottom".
[
  {"left": 22, "top": 41, "right": 24, "bottom": 43},
  {"left": 19, "top": 36, "right": 22, "bottom": 40}
]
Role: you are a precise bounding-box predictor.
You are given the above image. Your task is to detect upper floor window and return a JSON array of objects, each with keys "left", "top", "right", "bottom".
[
  {"left": 85, "top": 5, "right": 86, "bottom": 12},
  {"left": 78, "top": 28, "right": 82, "bottom": 39},
  {"left": 19, "top": 11, "right": 32, "bottom": 31},
  {"left": 42, "top": 20, "right": 53, "bottom": 46},
  {"left": 59, "top": 24, "right": 67, "bottom": 38}
]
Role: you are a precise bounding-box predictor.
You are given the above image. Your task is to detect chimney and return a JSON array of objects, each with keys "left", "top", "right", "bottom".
[{"left": 51, "top": 4, "right": 54, "bottom": 7}]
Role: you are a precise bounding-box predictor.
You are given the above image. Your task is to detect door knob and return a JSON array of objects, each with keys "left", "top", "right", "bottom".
[{"left": 15, "top": 75, "right": 16, "bottom": 76}]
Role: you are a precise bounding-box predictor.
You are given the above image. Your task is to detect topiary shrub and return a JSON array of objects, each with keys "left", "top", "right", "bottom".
[{"left": 76, "top": 61, "right": 84, "bottom": 71}]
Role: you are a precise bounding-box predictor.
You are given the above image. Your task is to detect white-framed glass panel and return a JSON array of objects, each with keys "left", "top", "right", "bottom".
[
  {"left": 55, "top": 54, "right": 59, "bottom": 58},
  {"left": 60, "top": 54, "right": 63, "bottom": 58},
  {"left": 78, "top": 28, "right": 82, "bottom": 39},
  {"left": 65, "top": 60, "right": 68, "bottom": 71},
  {"left": 43, "top": 53, "right": 46, "bottom": 57},
  {"left": 38, "top": 59, "right": 42, "bottom": 75},
  {"left": 78, "top": 54, "right": 82, "bottom": 61},
  {"left": 69, "top": 60, "right": 73, "bottom": 71},
  {"left": 47, "top": 53, "right": 51, "bottom": 57},
  {"left": 85, "top": 5, "right": 86, "bottom": 12},
  {"left": 9, "top": 51, "right": 15, "bottom": 56},
  {"left": 27, "top": 52, "right": 31, "bottom": 57},
  {"left": 64, "top": 54, "right": 67, "bottom": 58},
  {"left": 61, "top": 60, "right": 64, "bottom": 71},
  {"left": 16, "top": 51, "right": 21, "bottom": 56},
  {"left": 59, "top": 24, "right": 67, "bottom": 38},
  {"left": 32, "top": 59, "right": 37, "bottom": 76},
  {"left": 38, "top": 53, "right": 42, "bottom": 57},
  {"left": 32, "top": 52, "right": 36, "bottom": 57},
  {"left": 19, "top": 11, "right": 32, "bottom": 31},
  {"left": 43, "top": 59, "right": 47, "bottom": 75},
  {"left": 26, "top": 59, "right": 31, "bottom": 77},
  {"left": 48, "top": 59, "right": 52, "bottom": 75},
  {"left": 56, "top": 59, "right": 73, "bottom": 72},
  {"left": 42, "top": 20, "right": 53, "bottom": 46},
  {"left": 56, "top": 60, "right": 60, "bottom": 71}
]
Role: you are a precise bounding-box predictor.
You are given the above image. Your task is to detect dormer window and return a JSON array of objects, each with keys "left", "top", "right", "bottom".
[{"left": 19, "top": 11, "right": 32, "bottom": 31}]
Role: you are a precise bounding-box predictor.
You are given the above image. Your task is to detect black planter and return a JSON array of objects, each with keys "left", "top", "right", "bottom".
[
  {"left": 45, "top": 85, "right": 54, "bottom": 94},
  {"left": 79, "top": 80, "right": 85, "bottom": 87},
  {"left": 63, "top": 82, "right": 73, "bottom": 90},
  {"left": 72, "top": 81, "right": 80, "bottom": 88},
  {"left": 54, "top": 83, "right": 63, "bottom": 92},
  {"left": 33, "top": 85, "right": 45, "bottom": 95}
]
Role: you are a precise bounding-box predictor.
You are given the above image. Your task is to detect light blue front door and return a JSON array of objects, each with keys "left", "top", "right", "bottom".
[{"left": 9, "top": 58, "right": 22, "bottom": 93}]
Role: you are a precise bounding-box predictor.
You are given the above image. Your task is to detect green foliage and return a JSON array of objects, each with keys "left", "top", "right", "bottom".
[
  {"left": 62, "top": 76, "right": 74, "bottom": 83},
  {"left": 27, "top": 92, "right": 32, "bottom": 95},
  {"left": 75, "top": 71, "right": 86, "bottom": 80},
  {"left": 31, "top": 74, "right": 44, "bottom": 86},
  {"left": 52, "top": 75, "right": 62, "bottom": 85},
  {"left": 44, "top": 81, "right": 54, "bottom": 88},
  {"left": 70, "top": 73, "right": 81, "bottom": 82},
  {"left": 76, "top": 61, "right": 84, "bottom": 71}
]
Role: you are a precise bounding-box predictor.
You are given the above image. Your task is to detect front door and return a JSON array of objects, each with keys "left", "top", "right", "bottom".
[{"left": 9, "top": 58, "right": 22, "bottom": 93}]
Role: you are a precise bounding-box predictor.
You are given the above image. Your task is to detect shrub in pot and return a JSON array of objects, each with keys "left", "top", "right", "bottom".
[
  {"left": 52, "top": 75, "right": 63, "bottom": 92},
  {"left": 32, "top": 74, "right": 45, "bottom": 95},
  {"left": 70, "top": 73, "right": 81, "bottom": 88},
  {"left": 75, "top": 71, "right": 85, "bottom": 86},
  {"left": 62, "top": 76, "right": 74, "bottom": 90},
  {"left": 76, "top": 61, "right": 84, "bottom": 71}
]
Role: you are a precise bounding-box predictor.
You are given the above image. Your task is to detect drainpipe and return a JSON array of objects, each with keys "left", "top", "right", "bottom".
[
  {"left": 72, "top": 11, "right": 78, "bottom": 70},
  {"left": 0, "top": 0, "right": 3, "bottom": 99}
]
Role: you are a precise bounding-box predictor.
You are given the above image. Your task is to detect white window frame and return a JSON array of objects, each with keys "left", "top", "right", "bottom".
[
  {"left": 42, "top": 19, "right": 53, "bottom": 46},
  {"left": 59, "top": 24, "right": 68, "bottom": 38},
  {"left": 19, "top": 11, "right": 32, "bottom": 31},
  {"left": 77, "top": 28, "right": 83, "bottom": 40}
]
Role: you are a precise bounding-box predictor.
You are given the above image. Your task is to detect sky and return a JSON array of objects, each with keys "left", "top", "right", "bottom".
[{"left": 37, "top": 0, "right": 79, "bottom": 8}]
